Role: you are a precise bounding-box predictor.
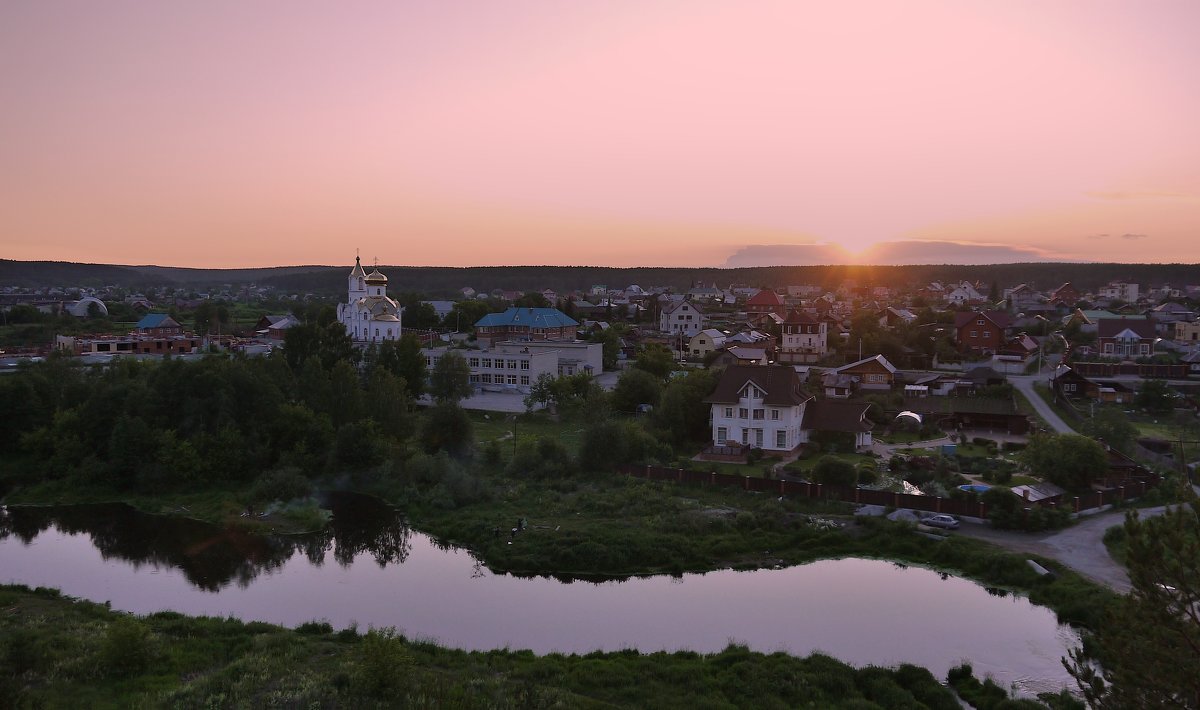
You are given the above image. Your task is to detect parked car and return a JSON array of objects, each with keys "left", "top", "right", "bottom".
[{"left": 921, "top": 514, "right": 960, "bottom": 530}]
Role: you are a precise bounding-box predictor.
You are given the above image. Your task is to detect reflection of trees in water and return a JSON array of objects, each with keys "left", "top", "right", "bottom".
[{"left": 0, "top": 494, "right": 412, "bottom": 591}]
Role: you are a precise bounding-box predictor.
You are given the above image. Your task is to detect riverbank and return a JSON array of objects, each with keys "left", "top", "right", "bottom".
[
  {"left": 0, "top": 584, "right": 1079, "bottom": 708},
  {"left": 3, "top": 471, "right": 1120, "bottom": 633}
]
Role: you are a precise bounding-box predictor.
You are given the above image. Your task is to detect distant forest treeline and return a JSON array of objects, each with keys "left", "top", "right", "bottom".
[{"left": 4, "top": 259, "right": 1200, "bottom": 298}]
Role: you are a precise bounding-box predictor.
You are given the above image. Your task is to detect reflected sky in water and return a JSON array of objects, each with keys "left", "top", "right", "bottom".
[{"left": 0, "top": 496, "right": 1078, "bottom": 695}]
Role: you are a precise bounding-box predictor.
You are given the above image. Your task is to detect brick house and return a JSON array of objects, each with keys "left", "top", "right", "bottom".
[
  {"left": 745, "top": 289, "right": 787, "bottom": 317},
  {"left": 1097, "top": 318, "right": 1158, "bottom": 358},
  {"left": 135, "top": 313, "right": 184, "bottom": 337},
  {"left": 954, "top": 310, "right": 1013, "bottom": 354},
  {"left": 474, "top": 307, "right": 579, "bottom": 345}
]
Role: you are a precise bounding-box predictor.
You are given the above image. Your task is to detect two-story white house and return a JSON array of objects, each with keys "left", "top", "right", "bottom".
[
  {"left": 778, "top": 309, "right": 827, "bottom": 364},
  {"left": 660, "top": 300, "right": 707, "bottom": 336},
  {"left": 706, "top": 365, "right": 875, "bottom": 453},
  {"left": 706, "top": 365, "right": 812, "bottom": 450}
]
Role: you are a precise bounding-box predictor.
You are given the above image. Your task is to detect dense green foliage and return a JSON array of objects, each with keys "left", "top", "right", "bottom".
[
  {"left": 0, "top": 352, "right": 415, "bottom": 497},
  {"left": 1022, "top": 434, "right": 1108, "bottom": 490}
]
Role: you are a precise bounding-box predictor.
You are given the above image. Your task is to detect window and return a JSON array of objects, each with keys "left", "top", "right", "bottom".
[
  {"left": 520, "top": 375, "right": 529, "bottom": 385},
  {"left": 739, "top": 408, "right": 748, "bottom": 419},
  {"left": 983, "top": 331, "right": 991, "bottom": 338},
  {"left": 521, "top": 361, "right": 530, "bottom": 370},
  {"left": 771, "top": 409, "right": 779, "bottom": 420},
  {"left": 717, "top": 426, "right": 728, "bottom": 442},
  {"left": 776, "top": 430, "right": 786, "bottom": 448},
  {"left": 425, "top": 357, "right": 432, "bottom": 366},
  {"left": 752, "top": 409, "right": 764, "bottom": 420},
  {"left": 970, "top": 330, "right": 977, "bottom": 338},
  {"left": 1104, "top": 343, "right": 1114, "bottom": 353},
  {"left": 1063, "top": 383, "right": 1076, "bottom": 392},
  {"left": 481, "top": 358, "right": 491, "bottom": 368},
  {"left": 469, "top": 374, "right": 479, "bottom": 383},
  {"left": 469, "top": 357, "right": 479, "bottom": 367},
  {"left": 755, "top": 429, "right": 764, "bottom": 447},
  {"left": 725, "top": 407, "right": 733, "bottom": 418},
  {"left": 741, "top": 429, "right": 749, "bottom": 445},
  {"left": 977, "top": 319, "right": 984, "bottom": 325},
  {"left": 507, "top": 374, "right": 517, "bottom": 385},
  {"left": 481, "top": 374, "right": 491, "bottom": 383}
]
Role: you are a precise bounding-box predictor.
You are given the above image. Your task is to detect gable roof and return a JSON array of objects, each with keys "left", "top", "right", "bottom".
[
  {"left": 705, "top": 365, "right": 813, "bottom": 406},
  {"left": 1097, "top": 318, "right": 1157, "bottom": 339},
  {"left": 135, "top": 313, "right": 180, "bottom": 329},
  {"left": 954, "top": 310, "right": 1013, "bottom": 330},
  {"left": 746, "top": 289, "right": 785, "bottom": 306},
  {"left": 801, "top": 400, "right": 874, "bottom": 433},
  {"left": 836, "top": 354, "right": 897, "bottom": 375},
  {"left": 784, "top": 309, "right": 818, "bottom": 325},
  {"left": 662, "top": 300, "right": 706, "bottom": 316},
  {"left": 475, "top": 307, "right": 579, "bottom": 329}
]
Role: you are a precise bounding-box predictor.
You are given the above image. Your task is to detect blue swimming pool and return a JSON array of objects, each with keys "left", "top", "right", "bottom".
[{"left": 959, "top": 484, "right": 991, "bottom": 494}]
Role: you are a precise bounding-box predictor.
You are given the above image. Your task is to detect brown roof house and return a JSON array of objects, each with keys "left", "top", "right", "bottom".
[
  {"left": 954, "top": 310, "right": 1013, "bottom": 354},
  {"left": 835, "top": 354, "right": 897, "bottom": 391},
  {"left": 706, "top": 365, "right": 873, "bottom": 453},
  {"left": 745, "top": 289, "right": 787, "bottom": 317},
  {"left": 1097, "top": 318, "right": 1157, "bottom": 359}
]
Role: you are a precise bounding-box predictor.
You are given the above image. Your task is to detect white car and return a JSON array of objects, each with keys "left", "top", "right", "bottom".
[{"left": 921, "top": 515, "right": 960, "bottom": 530}]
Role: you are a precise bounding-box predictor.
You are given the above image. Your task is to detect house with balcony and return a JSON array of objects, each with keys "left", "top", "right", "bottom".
[
  {"left": 705, "top": 365, "right": 873, "bottom": 453},
  {"left": 778, "top": 309, "right": 828, "bottom": 364},
  {"left": 1097, "top": 318, "right": 1158, "bottom": 358},
  {"left": 835, "top": 354, "right": 897, "bottom": 391}
]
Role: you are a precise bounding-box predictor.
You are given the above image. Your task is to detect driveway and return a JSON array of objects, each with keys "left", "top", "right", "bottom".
[
  {"left": 955, "top": 504, "right": 1177, "bottom": 593},
  {"left": 1009, "top": 375, "right": 1076, "bottom": 434}
]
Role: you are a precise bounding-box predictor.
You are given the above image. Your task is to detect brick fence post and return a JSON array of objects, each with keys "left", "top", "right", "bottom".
[
  {"left": 744, "top": 476, "right": 750, "bottom": 490},
  {"left": 1074, "top": 496, "right": 1080, "bottom": 513},
  {"left": 710, "top": 472, "right": 717, "bottom": 485}
]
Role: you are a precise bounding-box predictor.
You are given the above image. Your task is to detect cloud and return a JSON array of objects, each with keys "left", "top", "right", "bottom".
[
  {"left": 723, "top": 241, "right": 1058, "bottom": 267},
  {"left": 1086, "top": 232, "right": 1150, "bottom": 241},
  {"left": 723, "top": 243, "right": 851, "bottom": 267}
]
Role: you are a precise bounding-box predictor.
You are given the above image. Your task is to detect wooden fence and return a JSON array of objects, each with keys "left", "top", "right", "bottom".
[{"left": 617, "top": 464, "right": 1158, "bottom": 517}]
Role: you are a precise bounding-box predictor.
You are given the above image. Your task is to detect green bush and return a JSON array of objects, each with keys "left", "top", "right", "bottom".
[{"left": 100, "top": 617, "right": 153, "bottom": 677}]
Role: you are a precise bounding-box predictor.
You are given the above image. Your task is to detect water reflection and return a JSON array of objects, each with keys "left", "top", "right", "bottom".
[
  {"left": 0, "top": 496, "right": 1081, "bottom": 695},
  {"left": 0, "top": 492, "right": 410, "bottom": 591}
]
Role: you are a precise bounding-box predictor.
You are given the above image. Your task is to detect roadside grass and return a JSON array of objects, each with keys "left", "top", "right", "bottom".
[{"left": 1030, "top": 383, "right": 1082, "bottom": 431}]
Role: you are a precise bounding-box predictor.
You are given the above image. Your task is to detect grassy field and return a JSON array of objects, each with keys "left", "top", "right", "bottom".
[{"left": 468, "top": 410, "right": 588, "bottom": 456}]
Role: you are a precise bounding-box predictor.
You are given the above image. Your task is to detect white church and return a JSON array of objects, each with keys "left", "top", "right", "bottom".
[{"left": 337, "top": 256, "right": 403, "bottom": 343}]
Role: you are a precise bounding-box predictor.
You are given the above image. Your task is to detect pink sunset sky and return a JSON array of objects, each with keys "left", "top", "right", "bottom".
[{"left": 2, "top": 0, "right": 1198, "bottom": 268}]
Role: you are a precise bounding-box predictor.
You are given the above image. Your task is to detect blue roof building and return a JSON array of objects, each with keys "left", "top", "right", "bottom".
[
  {"left": 135, "top": 313, "right": 182, "bottom": 332},
  {"left": 474, "top": 307, "right": 579, "bottom": 344}
]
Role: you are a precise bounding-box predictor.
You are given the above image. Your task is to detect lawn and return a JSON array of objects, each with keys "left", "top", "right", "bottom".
[
  {"left": 467, "top": 411, "right": 588, "bottom": 456},
  {"left": 783, "top": 452, "right": 878, "bottom": 474}
]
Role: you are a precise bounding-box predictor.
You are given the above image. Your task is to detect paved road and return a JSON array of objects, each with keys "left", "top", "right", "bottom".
[
  {"left": 1009, "top": 374, "right": 1076, "bottom": 434},
  {"left": 956, "top": 505, "right": 1177, "bottom": 593}
]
